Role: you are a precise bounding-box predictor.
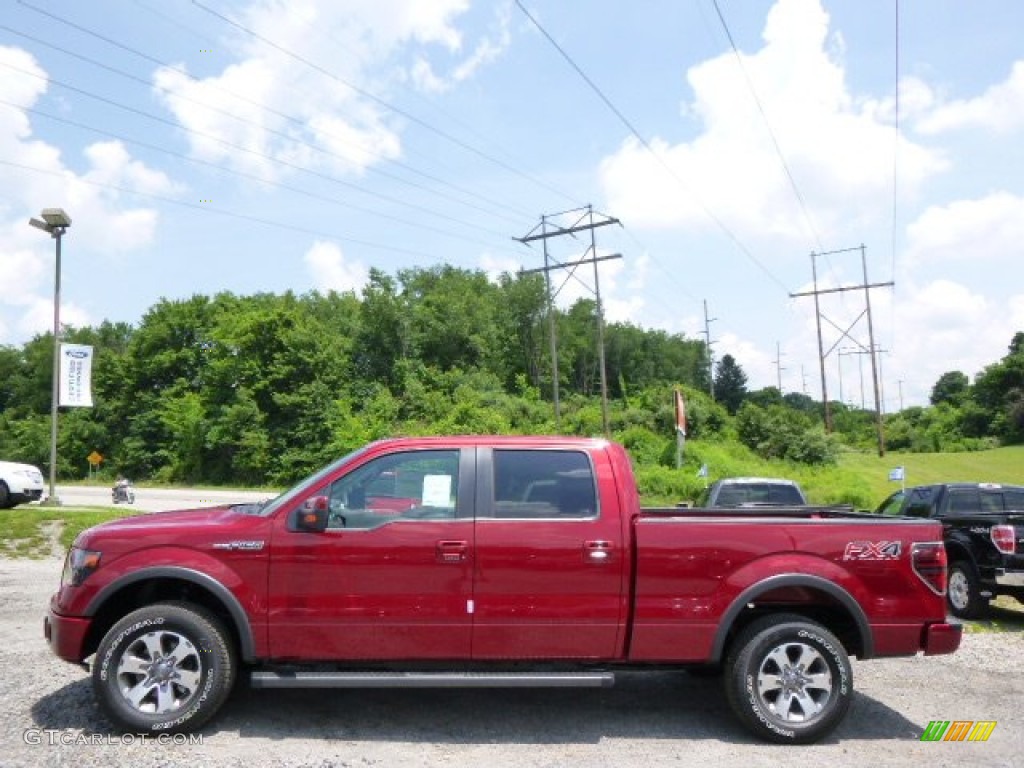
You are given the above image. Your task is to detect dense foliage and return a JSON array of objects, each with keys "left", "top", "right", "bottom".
[{"left": 1, "top": 263, "right": 1020, "bottom": 504}]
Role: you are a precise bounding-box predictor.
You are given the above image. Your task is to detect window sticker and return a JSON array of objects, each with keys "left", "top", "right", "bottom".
[{"left": 422, "top": 474, "right": 453, "bottom": 507}]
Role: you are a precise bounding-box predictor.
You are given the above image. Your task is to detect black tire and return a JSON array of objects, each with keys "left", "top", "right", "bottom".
[
  {"left": 724, "top": 614, "right": 853, "bottom": 744},
  {"left": 947, "top": 560, "right": 988, "bottom": 619},
  {"left": 92, "top": 602, "right": 236, "bottom": 733},
  {"left": 0, "top": 481, "right": 13, "bottom": 509}
]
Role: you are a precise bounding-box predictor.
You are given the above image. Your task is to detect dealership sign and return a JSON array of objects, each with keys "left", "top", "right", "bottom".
[{"left": 59, "top": 343, "right": 94, "bottom": 408}]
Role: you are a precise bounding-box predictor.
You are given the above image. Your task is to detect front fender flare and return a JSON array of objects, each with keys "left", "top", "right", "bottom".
[
  {"left": 709, "top": 573, "right": 873, "bottom": 662},
  {"left": 84, "top": 566, "right": 257, "bottom": 662}
]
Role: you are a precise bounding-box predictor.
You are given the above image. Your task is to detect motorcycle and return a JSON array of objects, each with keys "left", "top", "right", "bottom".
[{"left": 111, "top": 479, "right": 135, "bottom": 505}]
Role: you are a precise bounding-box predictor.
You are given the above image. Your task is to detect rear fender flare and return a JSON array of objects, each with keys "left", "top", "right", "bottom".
[{"left": 709, "top": 574, "right": 873, "bottom": 662}]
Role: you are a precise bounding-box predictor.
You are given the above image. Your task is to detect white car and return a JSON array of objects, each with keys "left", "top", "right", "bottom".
[{"left": 0, "top": 460, "right": 45, "bottom": 508}]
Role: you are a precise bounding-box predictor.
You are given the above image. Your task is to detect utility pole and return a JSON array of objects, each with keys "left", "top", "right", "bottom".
[
  {"left": 540, "top": 216, "right": 560, "bottom": 429},
  {"left": 860, "top": 244, "right": 885, "bottom": 453},
  {"left": 774, "top": 341, "right": 786, "bottom": 394},
  {"left": 790, "top": 246, "right": 893, "bottom": 456},
  {"left": 517, "top": 206, "right": 622, "bottom": 437},
  {"left": 702, "top": 299, "right": 717, "bottom": 399},
  {"left": 801, "top": 364, "right": 809, "bottom": 396}
]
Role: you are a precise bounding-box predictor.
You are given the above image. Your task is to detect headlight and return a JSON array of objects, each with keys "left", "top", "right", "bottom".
[{"left": 61, "top": 548, "right": 102, "bottom": 587}]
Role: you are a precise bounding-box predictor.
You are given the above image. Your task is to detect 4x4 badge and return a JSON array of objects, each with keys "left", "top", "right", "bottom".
[
  {"left": 211, "top": 540, "right": 265, "bottom": 551},
  {"left": 843, "top": 541, "right": 902, "bottom": 560}
]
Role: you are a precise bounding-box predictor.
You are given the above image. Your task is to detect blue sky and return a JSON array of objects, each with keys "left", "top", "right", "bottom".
[{"left": 2, "top": 0, "right": 1023, "bottom": 409}]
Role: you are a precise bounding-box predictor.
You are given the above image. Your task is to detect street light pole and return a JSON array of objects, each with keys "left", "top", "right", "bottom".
[{"left": 29, "top": 208, "right": 72, "bottom": 505}]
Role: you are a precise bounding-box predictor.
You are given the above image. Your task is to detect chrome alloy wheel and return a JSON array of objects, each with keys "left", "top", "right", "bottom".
[
  {"left": 115, "top": 630, "right": 203, "bottom": 714},
  {"left": 948, "top": 569, "right": 970, "bottom": 612},
  {"left": 756, "top": 641, "right": 833, "bottom": 724}
]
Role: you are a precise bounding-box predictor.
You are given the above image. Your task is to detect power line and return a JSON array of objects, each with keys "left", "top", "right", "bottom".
[
  {"left": 1, "top": 98, "right": 526, "bottom": 256},
  {"left": 0, "top": 158, "right": 457, "bottom": 261},
  {"left": 1, "top": 59, "right": 522, "bottom": 242},
  {"left": 0, "top": 18, "right": 532, "bottom": 226},
  {"left": 711, "top": 0, "right": 824, "bottom": 254},
  {"left": 513, "top": 0, "right": 792, "bottom": 296},
  {"left": 187, "top": 0, "right": 578, "bottom": 206},
  {"left": 890, "top": 0, "right": 902, "bottom": 362}
]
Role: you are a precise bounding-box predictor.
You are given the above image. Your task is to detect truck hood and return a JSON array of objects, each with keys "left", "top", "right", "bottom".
[{"left": 75, "top": 504, "right": 272, "bottom": 554}]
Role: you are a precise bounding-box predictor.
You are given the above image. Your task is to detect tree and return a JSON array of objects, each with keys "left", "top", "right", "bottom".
[
  {"left": 714, "top": 354, "right": 748, "bottom": 414},
  {"left": 930, "top": 371, "right": 969, "bottom": 406},
  {"left": 973, "top": 332, "right": 1024, "bottom": 443}
]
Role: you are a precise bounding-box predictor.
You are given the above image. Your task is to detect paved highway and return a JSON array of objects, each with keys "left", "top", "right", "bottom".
[{"left": 50, "top": 485, "right": 276, "bottom": 513}]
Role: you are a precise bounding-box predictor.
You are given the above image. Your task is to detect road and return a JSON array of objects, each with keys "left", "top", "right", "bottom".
[{"left": 51, "top": 485, "right": 275, "bottom": 512}]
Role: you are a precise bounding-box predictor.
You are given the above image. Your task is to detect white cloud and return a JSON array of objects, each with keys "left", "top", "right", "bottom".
[
  {"left": 904, "top": 192, "right": 1024, "bottom": 265},
  {"left": 717, "top": 331, "right": 775, "bottom": 390},
  {"left": 155, "top": 0, "right": 503, "bottom": 178},
  {"left": 599, "top": 0, "right": 946, "bottom": 242},
  {"left": 414, "top": 3, "right": 512, "bottom": 93},
  {"left": 916, "top": 60, "right": 1024, "bottom": 135},
  {"left": 479, "top": 252, "right": 523, "bottom": 283},
  {"left": 889, "top": 280, "right": 1003, "bottom": 398},
  {"left": 304, "top": 240, "right": 369, "bottom": 293},
  {"left": 83, "top": 141, "right": 179, "bottom": 197},
  {"left": 0, "top": 47, "right": 172, "bottom": 343}
]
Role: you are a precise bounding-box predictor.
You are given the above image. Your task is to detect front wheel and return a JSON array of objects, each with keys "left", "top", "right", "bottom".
[
  {"left": 947, "top": 561, "right": 988, "bottom": 619},
  {"left": 724, "top": 614, "right": 852, "bottom": 744},
  {"left": 92, "top": 602, "right": 236, "bottom": 733},
  {"left": 0, "top": 481, "right": 16, "bottom": 509}
]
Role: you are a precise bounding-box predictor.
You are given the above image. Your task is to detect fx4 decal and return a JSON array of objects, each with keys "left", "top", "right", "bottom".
[{"left": 843, "top": 540, "right": 902, "bottom": 560}]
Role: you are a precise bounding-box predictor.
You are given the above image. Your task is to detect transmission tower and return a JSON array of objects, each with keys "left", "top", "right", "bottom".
[
  {"left": 790, "top": 245, "right": 893, "bottom": 456},
  {"left": 516, "top": 206, "right": 622, "bottom": 436}
]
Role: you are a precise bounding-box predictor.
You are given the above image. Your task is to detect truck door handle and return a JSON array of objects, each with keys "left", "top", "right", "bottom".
[
  {"left": 584, "top": 540, "right": 613, "bottom": 563},
  {"left": 436, "top": 540, "right": 468, "bottom": 564}
]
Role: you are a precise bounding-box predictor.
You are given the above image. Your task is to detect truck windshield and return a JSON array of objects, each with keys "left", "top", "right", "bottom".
[
  {"left": 256, "top": 445, "right": 371, "bottom": 517},
  {"left": 716, "top": 484, "right": 805, "bottom": 506}
]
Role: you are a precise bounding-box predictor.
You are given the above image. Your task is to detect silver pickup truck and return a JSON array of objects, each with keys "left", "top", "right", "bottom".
[{"left": 698, "top": 476, "right": 808, "bottom": 507}]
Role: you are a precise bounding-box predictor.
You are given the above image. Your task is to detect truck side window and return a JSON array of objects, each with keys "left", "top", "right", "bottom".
[
  {"left": 325, "top": 450, "right": 460, "bottom": 530},
  {"left": 980, "top": 491, "right": 1004, "bottom": 513},
  {"left": 1005, "top": 489, "right": 1024, "bottom": 511},
  {"left": 944, "top": 489, "right": 981, "bottom": 516},
  {"left": 877, "top": 491, "right": 905, "bottom": 516},
  {"left": 904, "top": 487, "right": 936, "bottom": 517},
  {"left": 491, "top": 450, "right": 597, "bottom": 519}
]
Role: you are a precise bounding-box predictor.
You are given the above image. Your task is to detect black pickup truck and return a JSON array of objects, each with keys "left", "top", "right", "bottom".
[{"left": 875, "top": 483, "right": 1024, "bottom": 618}]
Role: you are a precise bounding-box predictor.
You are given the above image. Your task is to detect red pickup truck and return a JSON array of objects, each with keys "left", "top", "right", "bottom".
[{"left": 45, "top": 436, "right": 960, "bottom": 743}]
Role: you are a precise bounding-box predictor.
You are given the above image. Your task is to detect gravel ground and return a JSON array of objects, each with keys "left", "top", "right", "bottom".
[{"left": 1, "top": 555, "right": 1021, "bottom": 768}]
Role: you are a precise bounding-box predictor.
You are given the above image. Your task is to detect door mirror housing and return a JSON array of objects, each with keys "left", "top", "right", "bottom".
[{"left": 295, "top": 495, "right": 329, "bottom": 532}]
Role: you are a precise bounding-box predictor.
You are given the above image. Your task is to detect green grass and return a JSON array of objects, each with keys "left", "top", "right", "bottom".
[
  {"left": 838, "top": 444, "right": 1024, "bottom": 506},
  {"left": 0, "top": 506, "right": 137, "bottom": 558},
  {"left": 962, "top": 597, "right": 1024, "bottom": 633}
]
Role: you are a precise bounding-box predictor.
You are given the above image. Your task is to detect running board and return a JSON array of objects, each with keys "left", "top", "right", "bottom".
[{"left": 250, "top": 670, "right": 615, "bottom": 689}]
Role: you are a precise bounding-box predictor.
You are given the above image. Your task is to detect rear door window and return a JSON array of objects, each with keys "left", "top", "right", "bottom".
[
  {"left": 491, "top": 450, "right": 597, "bottom": 519},
  {"left": 980, "top": 491, "right": 1005, "bottom": 513},
  {"left": 1004, "top": 489, "right": 1024, "bottom": 511},
  {"left": 943, "top": 489, "right": 981, "bottom": 516}
]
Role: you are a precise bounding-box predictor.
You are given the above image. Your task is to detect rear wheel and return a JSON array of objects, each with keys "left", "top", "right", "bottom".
[
  {"left": 92, "top": 602, "right": 236, "bottom": 733},
  {"left": 947, "top": 561, "right": 988, "bottom": 619},
  {"left": 724, "top": 614, "right": 852, "bottom": 744},
  {"left": 0, "top": 481, "right": 12, "bottom": 508}
]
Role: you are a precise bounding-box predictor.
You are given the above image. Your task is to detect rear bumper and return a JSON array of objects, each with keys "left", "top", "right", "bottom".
[
  {"left": 994, "top": 569, "right": 1024, "bottom": 588},
  {"left": 923, "top": 621, "right": 963, "bottom": 656},
  {"left": 44, "top": 606, "right": 92, "bottom": 663}
]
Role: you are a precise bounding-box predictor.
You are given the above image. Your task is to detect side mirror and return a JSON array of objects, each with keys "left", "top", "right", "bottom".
[{"left": 295, "top": 495, "right": 329, "bottom": 532}]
